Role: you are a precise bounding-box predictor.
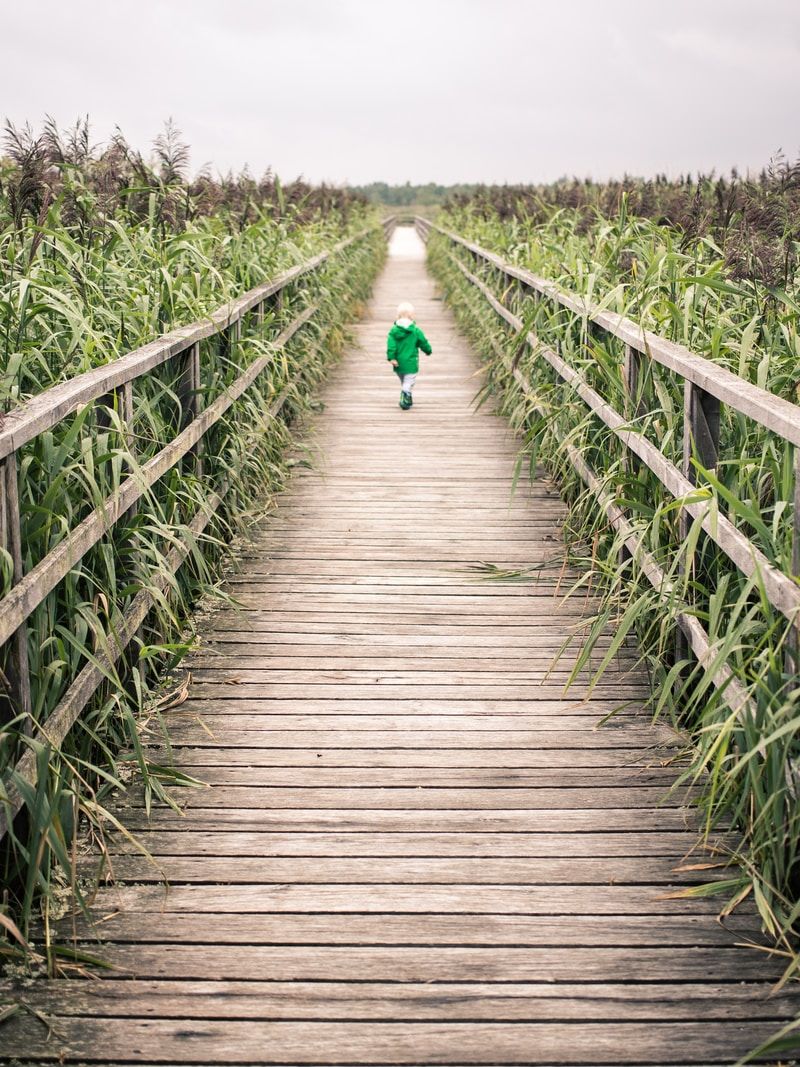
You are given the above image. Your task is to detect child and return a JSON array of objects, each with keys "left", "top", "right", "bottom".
[{"left": 386, "top": 302, "right": 432, "bottom": 410}]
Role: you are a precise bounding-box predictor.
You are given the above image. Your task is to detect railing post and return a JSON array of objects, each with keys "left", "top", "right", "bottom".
[
  {"left": 221, "top": 318, "right": 242, "bottom": 359},
  {"left": 509, "top": 276, "right": 525, "bottom": 316},
  {"left": 95, "top": 385, "right": 140, "bottom": 659},
  {"left": 683, "top": 382, "right": 720, "bottom": 483},
  {"left": 121, "top": 380, "right": 134, "bottom": 430},
  {"left": 176, "top": 342, "right": 203, "bottom": 476},
  {"left": 623, "top": 344, "right": 644, "bottom": 421},
  {"left": 676, "top": 381, "right": 720, "bottom": 664},
  {"left": 618, "top": 344, "right": 644, "bottom": 566},
  {"left": 120, "top": 381, "right": 138, "bottom": 530},
  {"left": 621, "top": 343, "right": 650, "bottom": 466},
  {"left": 0, "top": 454, "right": 32, "bottom": 728},
  {"left": 787, "top": 448, "right": 800, "bottom": 673}
]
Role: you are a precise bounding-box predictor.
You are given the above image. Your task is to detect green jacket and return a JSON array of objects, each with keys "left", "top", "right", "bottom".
[{"left": 387, "top": 320, "right": 432, "bottom": 375}]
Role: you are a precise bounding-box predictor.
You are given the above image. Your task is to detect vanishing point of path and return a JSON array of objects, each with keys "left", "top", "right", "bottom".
[{"left": 1, "top": 226, "right": 797, "bottom": 1065}]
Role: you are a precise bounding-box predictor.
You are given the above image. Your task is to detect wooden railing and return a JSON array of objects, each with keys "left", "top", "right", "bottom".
[
  {"left": 417, "top": 217, "right": 800, "bottom": 725},
  {"left": 0, "top": 218, "right": 393, "bottom": 834}
]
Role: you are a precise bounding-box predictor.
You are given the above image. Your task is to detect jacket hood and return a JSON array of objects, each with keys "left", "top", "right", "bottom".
[{"left": 393, "top": 318, "right": 415, "bottom": 330}]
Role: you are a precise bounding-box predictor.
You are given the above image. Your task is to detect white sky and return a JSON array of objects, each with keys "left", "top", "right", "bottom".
[{"left": 2, "top": 0, "right": 798, "bottom": 185}]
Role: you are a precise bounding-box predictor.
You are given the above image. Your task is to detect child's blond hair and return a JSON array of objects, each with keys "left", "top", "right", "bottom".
[{"left": 396, "top": 302, "right": 415, "bottom": 320}]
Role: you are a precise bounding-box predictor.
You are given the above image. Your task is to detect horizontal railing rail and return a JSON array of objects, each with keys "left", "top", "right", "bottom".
[
  {"left": 0, "top": 229, "right": 379, "bottom": 463},
  {"left": 418, "top": 218, "right": 800, "bottom": 447},
  {"left": 0, "top": 217, "right": 393, "bottom": 835},
  {"left": 417, "top": 216, "right": 800, "bottom": 728}
]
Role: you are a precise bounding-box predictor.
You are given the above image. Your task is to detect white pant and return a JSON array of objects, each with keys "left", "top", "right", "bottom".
[{"left": 401, "top": 373, "right": 417, "bottom": 393}]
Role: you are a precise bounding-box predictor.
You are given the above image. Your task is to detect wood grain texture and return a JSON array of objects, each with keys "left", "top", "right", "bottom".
[
  {"left": 100, "top": 828, "right": 715, "bottom": 857},
  {"left": 2, "top": 225, "right": 795, "bottom": 1066},
  {"left": 28, "top": 944, "right": 788, "bottom": 983},
  {"left": 0, "top": 1016, "right": 790, "bottom": 1064},
  {"left": 44, "top": 912, "right": 764, "bottom": 947},
  {"left": 80, "top": 854, "right": 719, "bottom": 885},
  {"left": 76, "top": 882, "right": 735, "bottom": 915},
  {"left": 0, "top": 978, "right": 791, "bottom": 1020},
  {"left": 115, "top": 785, "right": 695, "bottom": 811},
  {"left": 116, "top": 806, "right": 704, "bottom": 833}
]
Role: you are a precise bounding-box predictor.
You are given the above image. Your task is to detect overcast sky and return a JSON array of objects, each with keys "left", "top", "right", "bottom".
[{"left": 3, "top": 0, "right": 798, "bottom": 185}]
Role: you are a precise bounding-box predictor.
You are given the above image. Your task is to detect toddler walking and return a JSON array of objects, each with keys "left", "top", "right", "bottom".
[{"left": 386, "top": 302, "right": 432, "bottom": 410}]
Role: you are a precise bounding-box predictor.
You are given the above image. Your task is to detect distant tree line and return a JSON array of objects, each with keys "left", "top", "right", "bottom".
[{"left": 349, "top": 182, "right": 480, "bottom": 206}]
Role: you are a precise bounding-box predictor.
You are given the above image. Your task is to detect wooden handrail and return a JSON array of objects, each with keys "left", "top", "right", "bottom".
[
  {"left": 0, "top": 218, "right": 391, "bottom": 830},
  {"left": 419, "top": 216, "right": 800, "bottom": 737},
  {"left": 0, "top": 225, "right": 383, "bottom": 462},
  {"left": 418, "top": 218, "right": 800, "bottom": 448},
  {"left": 447, "top": 252, "right": 800, "bottom": 628},
  {"left": 0, "top": 386, "right": 294, "bottom": 838},
  {"left": 0, "top": 306, "right": 318, "bottom": 652}
]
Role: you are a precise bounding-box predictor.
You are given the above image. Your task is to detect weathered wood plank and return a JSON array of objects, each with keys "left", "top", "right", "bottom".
[
  {"left": 0, "top": 978, "right": 788, "bottom": 1020},
  {"left": 137, "top": 766, "right": 680, "bottom": 788},
  {"left": 83, "top": 855, "right": 716, "bottom": 886},
  {"left": 82, "top": 883, "right": 725, "bottom": 915},
  {"left": 26, "top": 944, "right": 787, "bottom": 984},
  {"left": 132, "top": 746, "right": 678, "bottom": 768},
  {"left": 157, "top": 713, "right": 663, "bottom": 732},
  {"left": 187, "top": 648, "right": 640, "bottom": 665},
  {"left": 116, "top": 806, "right": 702, "bottom": 833},
  {"left": 115, "top": 785, "right": 693, "bottom": 811},
  {"left": 181, "top": 684, "right": 651, "bottom": 702},
  {"left": 201, "top": 631, "right": 633, "bottom": 646},
  {"left": 200, "top": 617, "right": 618, "bottom": 633},
  {"left": 144, "top": 729, "right": 675, "bottom": 750},
  {"left": 0, "top": 1016, "right": 786, "bottom": 1064},
  {"left": 188, "top": 667, "right": 641, "bottom": 684},
  {"left": 100, "top": 829, "right": 712, "bottom": 858},
  {"left": 162, "top": 697, "right": 651, "bottom": 715},
  {"left": 43, "top": 912, "right": 762, "bottom": 948}
]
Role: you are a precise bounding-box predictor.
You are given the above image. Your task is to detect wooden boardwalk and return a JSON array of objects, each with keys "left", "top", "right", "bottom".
[{"left": 1, "top": 226, "right": 797, "bottom": 1064}]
